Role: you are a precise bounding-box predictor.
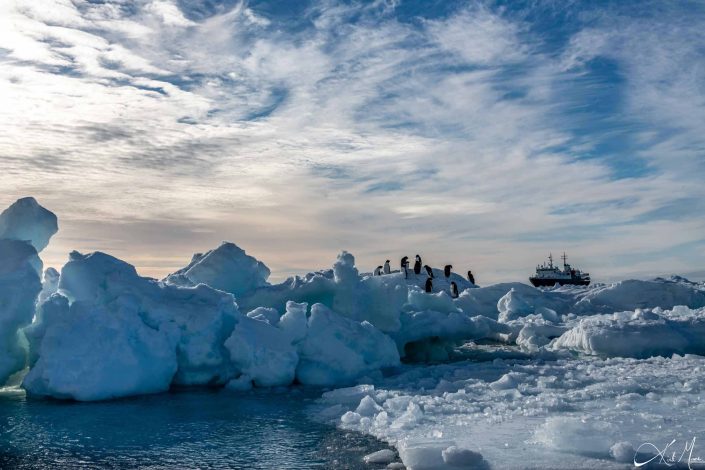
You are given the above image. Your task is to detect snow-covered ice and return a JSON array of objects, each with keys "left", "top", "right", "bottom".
[
  {"left": 322, "top": 354, "right": 705, "bottom": 469},
  {"left": 164, "top": 242, "right": 271, "bottom": 297},
  {"left": 3, "top": 197, "right": 705, "bottom": 468}
]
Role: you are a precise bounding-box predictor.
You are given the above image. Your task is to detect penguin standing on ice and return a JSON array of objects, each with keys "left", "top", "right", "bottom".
[
  {"left": 401, "top": 256, "right": 409, "bottom": 279},
  {"left": 450, "top": 281, "right": 459, "bottom": 298},
  {"left": 413, "top": 255, "right": 422, "bottom": 275},
  {"left": 383, "top": 260, "right": 391, "bottom": 274},
  {"left": 467, "top": 270, "right": 475, "bottom": 285},
  {"left": 374, "top": 266, "right": 383, "bottom": 276},
  {"left": 444, "top": 264, "right": 452, "bottom": 278},
  {"left": 425, "top": 277, "right": 433, "bottom": 293},
  {"left": 424, "top": 265, "right": 434, "bottom": 278}
]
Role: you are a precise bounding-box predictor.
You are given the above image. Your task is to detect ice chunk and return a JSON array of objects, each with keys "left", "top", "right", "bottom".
[
  {"left": 407, "top": 288, "right": 461, "bottom": 314},
  {"left": 226, "top": 374, "right": 253, "bottom": 392},
  {"left": 0, "top": 239, "right": 42, "bottom": 385},
  {"left": 573, "top": 279, "right": 705, "bottom": 314},
  {"left": 246, "top": 306, "right": 280, "bottom": 325},
  {"left": 341, "top": 411, "right": 362, "bottom": 425},
  {"left": 23, "top": 297, "right": 177, "bottom": 401},
  {"left": 534, "top": 417, "right": 615, "bottom": 458},
  {"left": 398, "top": 439, "right": 455, "bottom": 470},
  {"left": 38, "top": 267, "right": 59, "bottom": 303},
  {"left": 356, "top": 395, "right": 383, "bottom": 417},
  {"left": 394, "top": 309, "right": 506, "bottom": 358},
  {"left": 277, "top": 301, "right": 308, "bottom": 343},
  {"left": 320, "top": 384, "right": 376, "bottom": 405},
  {"left": 441, "top": 446, "right": 485, "bottom": 467},
  {"left": 241, "top": 252, "right": 405, "bottom": 333},
  {"left": 332, "top": 251, "right": 406, "bottom": 332},
  {"left": 610, "top": 441, "right": 634, "bottom": 463},
  {"left": 0, "top": 197, "right": 58, "bottom": 252},
  {"left": 238, "top": 270, "right": 336, "bottom": 317},
  {"left": 164, "top": 242, "right": 270, "bottom": 297},
  {"left": 453, "top": 282, "right": 538, "bottom": 319},
  {"left": 363, "top": 449, "right": 396, "bottom": 464},
  {"left": 550, "top": 307, "right": 705, "bottom": 358},
  {"left": 225, "top": 315, "right": 298, "bottom": 387},
  {"left": 497, "top": 287, "right": 573, "bottom": 322},
  {"left": 296, "top": 304, "right": 400, "bottom": 386},
  {"left": 489, "top": 373, "right": 518, "bottom": 390},
  {"left": 33, "top": 250, "right": 240, "bottom": 392}
]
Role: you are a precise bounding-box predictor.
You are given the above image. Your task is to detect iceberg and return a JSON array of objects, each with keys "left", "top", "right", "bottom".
[
  {"left": 0, "top": 239, "right": 42, "bottom": 384},
  {"left": 0, "top": 197, "right": 58, "bottom": 253},
  {"left": 164, "top": 242, "right": 270, "bottom": 297},
  {"left": 0, "top": 197, "right": 57, "bottom": 385}
]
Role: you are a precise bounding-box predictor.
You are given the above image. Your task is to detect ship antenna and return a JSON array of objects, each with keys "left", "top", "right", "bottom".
[
  {"left": 562, "top": 252, "right": 567, "bottom": 267},
  {"left": 548, "top": 253, "right": 553, "bottom": 268}
]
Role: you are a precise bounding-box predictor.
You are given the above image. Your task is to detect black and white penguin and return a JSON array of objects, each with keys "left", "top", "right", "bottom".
[
  {"left": 467, "top": 270, "right": 475, "bottom": 285},
  {"left": 383, "top": 260, "right": 391, "bottom": 274},
  {"left": 424, "top": 265, "right": 434, "bottom": 278},
  {"left": 401, "top": 256, "right": 409, "bottom": 279},
  {"left": 425, "top": 277, "right": 433, "bottom": 293},
  {"left": 444, "top": 264, "right": 452, "bottom": 278},
  {"left": 413, "top": 255, "right": 422, "bottom": 275},
  {"left": 450, "top": 281, "right": 459, "bottom": 298},
  {"left": 374, "top": 266, "right": 383, "bottom": 276}
]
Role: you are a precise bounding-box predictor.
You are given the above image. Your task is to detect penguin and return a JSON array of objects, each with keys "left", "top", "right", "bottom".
[
  {"left": 444, "top": 264, "right": 452, "bottom": 278},
  {"left": 424, "top": 264, "right": 434, "bottom": 278},
  {"left": 413, "top": 255, "right": 422, "bottom": 275},
  {"left": 401, "top": 256, "right": 409, "bottom": 279},
  {"left": 383, "top": 260, "right": 391, "bottom": 274},
  {"left": 425, "top": 277, "right": 433, "bottom": 293},
  {"left": 467, "top": 270, "right": 475, "bottom": 285},
  {"left": 450, "top": 281, "right": 459, "bottom": 299},
  {"left": 374, "top": 266, "right": 383, "bottom": 276}
]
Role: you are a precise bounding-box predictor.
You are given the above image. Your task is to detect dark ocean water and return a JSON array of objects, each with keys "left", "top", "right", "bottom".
[{"left": 0, "top": 387, "right": 390, "bottom": 469}]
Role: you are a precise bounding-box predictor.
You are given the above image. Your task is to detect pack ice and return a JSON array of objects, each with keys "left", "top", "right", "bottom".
[{"left": 3, "top": 198, "right": 705, "bottom": 468}]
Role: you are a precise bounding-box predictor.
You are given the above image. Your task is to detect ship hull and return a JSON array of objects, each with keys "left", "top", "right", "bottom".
[{"left": 529, "top": 277, "right": 590, "bottom": 287}]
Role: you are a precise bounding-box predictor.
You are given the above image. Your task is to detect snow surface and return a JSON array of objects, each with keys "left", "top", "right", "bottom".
[{"left": 4, "top": 197, "right": 705, "bottom": 467}]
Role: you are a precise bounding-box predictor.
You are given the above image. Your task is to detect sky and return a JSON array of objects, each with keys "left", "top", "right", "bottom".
[{"left": 1, "top": 0, "right": 704, "bottom": 284}]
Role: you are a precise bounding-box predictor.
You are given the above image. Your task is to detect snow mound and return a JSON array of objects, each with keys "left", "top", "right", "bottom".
[
  {"left": 164, "top": 242, "right": 270, "bottom": 297},
  {"left": 550, "top": 306, "right": 705, "bottom": 358},
  {"left": 0, "top": 197, "right": 58, "bottom": 252},
  {"left": 573, "top": 279, "right": 705, "bottom": 314}
]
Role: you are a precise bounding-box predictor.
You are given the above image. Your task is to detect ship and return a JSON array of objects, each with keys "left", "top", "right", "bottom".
[{"left": 529, "top": 253, "right": 590, "bottom": 287}]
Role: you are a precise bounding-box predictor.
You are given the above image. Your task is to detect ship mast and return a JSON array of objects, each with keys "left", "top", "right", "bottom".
[
  {"left": 548, "top": 253, "right": 553, "bottom": 268},
  {"left": 561, "top": 252, "right": 567, "bottom": 267}
]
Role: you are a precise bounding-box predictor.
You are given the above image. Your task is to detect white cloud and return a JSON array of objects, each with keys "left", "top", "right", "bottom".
[{"left": 1, "top": 0, "right": 703, "bottom": 283}]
